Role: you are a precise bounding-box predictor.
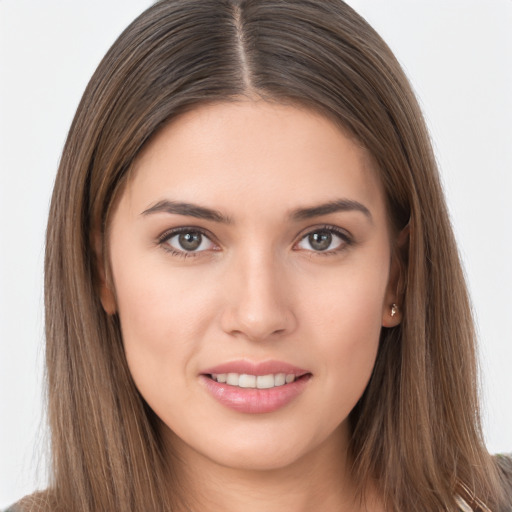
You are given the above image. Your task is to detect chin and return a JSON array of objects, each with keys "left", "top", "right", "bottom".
[{"left": 206, "top": 443, "right": 311, "bottom": 473}]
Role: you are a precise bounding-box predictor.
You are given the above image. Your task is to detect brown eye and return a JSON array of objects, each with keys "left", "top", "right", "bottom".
[
  {"left": 308, "top": 231, "right": 332, "bottom": 251},
  {"left": 297, "top": 228, "right": 347, "bottom": 252},
  {"left": 165, "top": 230, "right": 215, "bottom": 253},
  {"left": 178, "top": 232, "right": 202, "bottom": 251}
]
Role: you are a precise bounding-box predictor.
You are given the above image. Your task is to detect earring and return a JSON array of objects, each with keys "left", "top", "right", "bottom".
[{"left": 391, "top": 303, "right": 398, "bottom": 317}]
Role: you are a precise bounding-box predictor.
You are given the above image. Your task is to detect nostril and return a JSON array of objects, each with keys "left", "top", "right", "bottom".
[{"left": 218, "top": 269, "right": 298, "bottom": 340}]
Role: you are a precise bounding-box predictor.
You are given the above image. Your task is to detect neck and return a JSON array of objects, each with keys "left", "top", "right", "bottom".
[{"left": 163, "top": 424, "right": 384, "bottom": 512}]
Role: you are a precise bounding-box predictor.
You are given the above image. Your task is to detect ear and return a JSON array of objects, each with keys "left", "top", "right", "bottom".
[
  {"left": 382, "top": 224, "right": 409, "bottom": 328},
  {"left": 93, "top": 231, "right": 117, "bottom": 315}
]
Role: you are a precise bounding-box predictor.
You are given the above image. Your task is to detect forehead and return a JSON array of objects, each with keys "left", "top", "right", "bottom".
[{"left": 124, "top": 100, "right": 386, "bottom": 221}]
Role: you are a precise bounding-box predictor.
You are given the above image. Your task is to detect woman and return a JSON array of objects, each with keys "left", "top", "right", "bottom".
[{"left": 8, "top": 0, "right": 512, "bottom": 510}]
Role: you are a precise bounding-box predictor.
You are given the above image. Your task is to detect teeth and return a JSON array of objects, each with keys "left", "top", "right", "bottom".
[
  {"left": 211, "top": 372, "right": 296, "bottom": 388},
  {"left": 274, "top": 373, "right": 286, "bottom": 386},
  {"left": 226, "top": 373, "right": 239, "bottom": 386},
  {"left": 239, "top": 374, "right": 256, "bottom": 388},
  {"left": 256, "top": 374, "right": 274, "bottom": 389}
]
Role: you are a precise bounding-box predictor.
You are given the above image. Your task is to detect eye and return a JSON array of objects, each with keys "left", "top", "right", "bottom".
[
  {"left": 161, "top": 229, "right": 216, "bottom": 254},
  {"left": 296, "top": 227, "right": 349, "bottom": 253}
]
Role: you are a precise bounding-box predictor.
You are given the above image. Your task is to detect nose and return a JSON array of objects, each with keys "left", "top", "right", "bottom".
[{"left": 220, "top": 252, "right": 297, "bottom": 342}]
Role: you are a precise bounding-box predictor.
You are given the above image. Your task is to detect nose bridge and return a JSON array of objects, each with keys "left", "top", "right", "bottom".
[{"left": 222, "top": 246, "right": 296, "bottom": 340}]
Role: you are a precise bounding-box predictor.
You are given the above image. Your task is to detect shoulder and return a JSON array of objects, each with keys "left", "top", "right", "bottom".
[
  {"left": 495, "top": 453, "right": 512, "bottom": 510},
  {"left": 495, "top": 452, "right": 512, "bottom": 474},
  {"left": 3, "top": 492, "right": 53, "bottom": 512},
  {"left": 455, "top": 456, "right": 512, "bottom": 512},
  {"left": 495, "top": 453, "right": 512, "bottom": 487}
]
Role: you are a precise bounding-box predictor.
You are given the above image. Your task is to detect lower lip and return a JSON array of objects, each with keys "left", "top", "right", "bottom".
[{"left": 200, "top": 375, "right": 311, "bottom": 414}]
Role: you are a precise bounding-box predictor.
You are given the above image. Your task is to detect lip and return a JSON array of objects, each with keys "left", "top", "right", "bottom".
[
  {"left": 202, "top": 360, "right": 309, "bottom": 377},
  {"left": 200, "top": 360, "right": 312, "bottom": 414}
]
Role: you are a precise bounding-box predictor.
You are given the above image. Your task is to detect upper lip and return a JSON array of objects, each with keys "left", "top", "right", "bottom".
[{"left": 201, "top": 360, "right": 310, "bottom": 377}]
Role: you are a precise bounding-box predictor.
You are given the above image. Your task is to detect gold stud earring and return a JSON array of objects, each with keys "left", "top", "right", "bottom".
[{"left": 391, "top": 303, "right": 398, "bottom": 317}]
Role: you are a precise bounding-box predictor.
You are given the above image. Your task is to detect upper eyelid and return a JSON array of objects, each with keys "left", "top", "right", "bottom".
[
  {"left": 158, "top": 228, "right": 219, "bottom": 258},
  {"left": 157, "top": 225, "right": 216, "bottom": 244},
  {"left": 295, "top": 224, "right": 352, "bottom": 242},
  {"left": 156, "top": 224, "right": 352, "bottom": 250}
]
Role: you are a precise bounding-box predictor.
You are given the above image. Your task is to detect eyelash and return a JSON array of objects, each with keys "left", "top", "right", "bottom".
[
  {"left": 295, "top": 224, "right": 353, "bottom": 256},
  {"left": 157, "top": 227, "right": 218, "bottom": 259},
  {"left": 157, "top": 224, "right": 353, "bottom": 259}
]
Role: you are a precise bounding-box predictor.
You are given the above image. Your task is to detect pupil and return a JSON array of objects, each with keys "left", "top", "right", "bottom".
[
  {"left": 178, "top": 232, "right": 202, "bottom": 251},
  {"left": 309, "top": 231, "right": 332, "bottom": 251}
]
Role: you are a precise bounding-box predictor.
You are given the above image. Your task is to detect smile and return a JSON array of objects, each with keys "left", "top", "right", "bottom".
[
  {"left": 209, "top": 372, "right": 296, "bottom": 389},
  {"left": 201, "top": 361, "right": 311, "bottom": 414}
]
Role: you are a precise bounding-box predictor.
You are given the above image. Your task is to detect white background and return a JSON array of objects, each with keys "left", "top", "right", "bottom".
[{"left": 1, "top": 0, "right": 511, "bottom": 507}]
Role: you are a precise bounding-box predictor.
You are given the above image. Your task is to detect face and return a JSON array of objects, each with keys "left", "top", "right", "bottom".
[{"left": 101, "top": 101, "right": 400, "bottom": 473}]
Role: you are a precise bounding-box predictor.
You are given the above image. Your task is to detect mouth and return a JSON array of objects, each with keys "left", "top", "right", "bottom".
[
  {"left": 200, "top": 361, "right": 312, "bottom": 414},
  {"left": 207, "top": 372, "right": 307, "bottom": 389}
]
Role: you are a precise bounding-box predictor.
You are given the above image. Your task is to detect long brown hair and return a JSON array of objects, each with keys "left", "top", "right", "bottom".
[{"left": 34, "top": 1, "right": 511, "bottom": 510}]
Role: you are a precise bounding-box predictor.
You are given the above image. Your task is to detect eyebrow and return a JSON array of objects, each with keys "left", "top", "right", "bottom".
[
  {"left": 141, "top": 198, "right": 372, "bottom": 224},
  {"left": 290, "top": 199, "right": 372, "bottom": 222},
  {"left": 141, "top": 200, "right": 231, "bottom": 223}
]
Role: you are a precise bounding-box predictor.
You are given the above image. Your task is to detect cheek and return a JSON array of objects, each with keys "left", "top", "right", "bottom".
[
  {"left": 304, "top": 254, "right": 388, "bottom": 336},
  {"left": 113, "top": 249, "right": 213, "bottom": 335},
  {"left": 110, "top": 255, "right": 215, "bottom": 395},
  {"left": 301, "top": 260, "right": 388, "bottom": 408}
]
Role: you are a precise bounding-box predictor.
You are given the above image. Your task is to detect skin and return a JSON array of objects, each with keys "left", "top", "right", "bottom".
[{"left": 101, "top": 100, "right": 401, "bottom": 512}]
